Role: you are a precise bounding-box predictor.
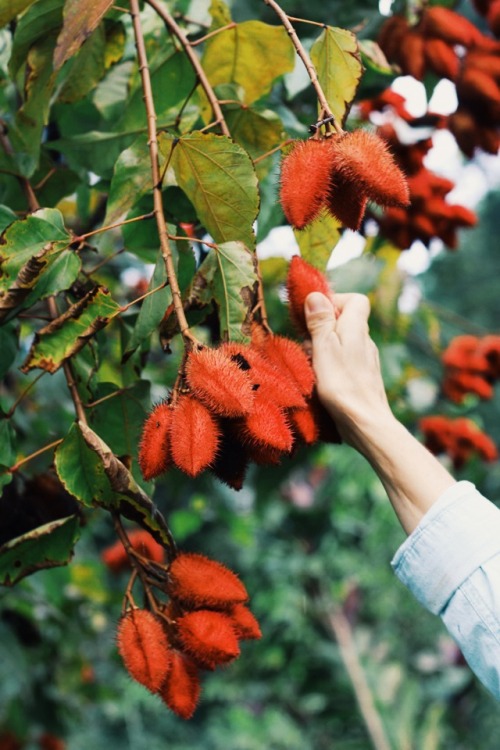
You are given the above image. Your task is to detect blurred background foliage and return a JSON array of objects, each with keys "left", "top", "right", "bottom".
[{"left": 1, "top": 0, "right": 500, "bottom": 747}]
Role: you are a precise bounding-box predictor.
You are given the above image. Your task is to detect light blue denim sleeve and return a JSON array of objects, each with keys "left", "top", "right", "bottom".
[{"left": 391, "top": 480, "right": 500, "bottom": 699}]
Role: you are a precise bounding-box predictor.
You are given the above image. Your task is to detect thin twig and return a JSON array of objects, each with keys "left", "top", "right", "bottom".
[
  {"left": 145, "top": 0, "right": 231, "bottom": 138},
  {"left": 286, "top": 15, "right": 329, "bottom": 28},
  {"left": 253, "top": 138, "right": 294, "bottom": 165},
  {"left": 5, "top": 371, "right": 46, "bottom": 418},
  {"left": 118, "top": 281, "right": 168, "bottom": 314},
  {"left": 188, "top": 22, "right": 237, "bottom": 46},
  {"left": 0, "top": 121, "right": 39, "bottom": 211},
  {"left": 47, "top": 297, "right": 88, "bottom": 423},
  {"left": 83, "top": 247, "right": 125, "bottom": 277},
  {"left": 6, "top": 438, "right": 64, "bottom": 474},
  {"left": 75, "top": 212, "right": 155, "bottom": 242},
  {"left": 262, "top": 0, "right": 343, "bottom": 134},
  {"left": 130, "top": 0, "right": 199, "bottom": 346}
]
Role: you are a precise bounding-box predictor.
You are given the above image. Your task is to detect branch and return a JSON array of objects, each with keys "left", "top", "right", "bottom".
[
  {"left": 262, "top": 0, "right": 343, "bottom": 134},
  {"left": 145, "top": 0, "right": 231, "bottom": 138},
  {"left": 5, "top": 438, "right": 64, "bottom": 474},
  {"left": 130, "top": 0, "right": 199, "bottom": 346},
  {"left": 0, "top": 121, "right": 39, "bottom": 211}
]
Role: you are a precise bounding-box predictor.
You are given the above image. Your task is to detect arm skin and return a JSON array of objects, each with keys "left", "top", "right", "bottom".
[{"left": 304, "top": 291, "right": 456, "bottom": 535}]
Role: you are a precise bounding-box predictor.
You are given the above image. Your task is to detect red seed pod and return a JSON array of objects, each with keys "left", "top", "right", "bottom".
[
  {"left": 377, "top": 15, "right": 410, "bottom": 63},
  {"left": 101, "top": 529, "right": 165, "bottom": 573},
  {"left": 210, "top": 427, "right": 249, "bottom": 491},
  {"left": 185, "top": 347, "right": 255, "bottom": 417},
  {"left": 170, "top": 395, "right": 220, "bottom": 477},
  {"left": 116, "top": 609, "right": 171, "bottom": 692},
  {"left": 286, "top": 255, "right": 332, "bottom": 338},
  {"left": 326, "top": 172, "right": 368, "bottom": 231},
  {"left": 246, "top": 440, "right": 285, "bottom": 466},
  {"left": 457, "top": 67, "right": 500, "bottom": 106},
  {"left": 479, "top": 335, "right": 500, "bottom": 378},
  {"left": 138, "top": 401, "right": 173, "bottom": 481},
  {"left": 443, "top": 370, "right": 494, "bottom": 402},
  {"left": 255, "top": 334, "right": 315, "bottom": 398},
  {"left": 425, "top": 37, "right": 460, "bottom": 80},
  {"left": 279, "top": 139, "right": 337, "bottom": 229},
  {"left": 419, "top": 415, "right": 454, "bottom": 455},
  {"left": 159, "top": 650, "right": 201, "bottom": 720},
  {"left": 289, "top": 404, "right": 319, "bottom": 445},
  {"left": 176, "top": 610, "right": 240, "bottom": 668},
  {"left": 168, "top": 552, "right": 248, "bottom": 610},
  {"left": 331, "top": 130, "right": 410, "bottom": 208},
  {"left": 243, "top": 392, "right": 294, "bottom": 452},
  {"left": 229, "top": 603, "right": 262, "bottom": 641},
  {"left": 398, "top": 30, "right": 426, "bottom": 80},
  {"left": 449, "top": 204, "right": 477, "bottom": 227},
  {"left": 422, "top": 6, "right": 483, "bottom": 47},
  {"left": 467, "top": 50, "right": 500, "bottom": 82},
  {"left": 487, "top": 0, "right": 500, "bottom": 36}
]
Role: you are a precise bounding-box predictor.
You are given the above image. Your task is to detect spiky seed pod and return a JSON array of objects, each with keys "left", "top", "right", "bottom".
[
  {"left": 185, "top": 347, "right": 255, "bottom": 417},
  {"left": 221, "top": 342, "right": 306, "bottom": 410},
  {"left": 176, "top": 610, "right": 240, "bottom": 669},
  {"left": 246, "top": 440, "right": 284, "bottom": 466},
  {"left": 170, "top": 395, "right": 220, "bottom": 477},
  {"left": 138, "top": 402, "right": 173, "bottom": 480},
  {"left": 309, "top": 392, "right": 342, "bottom": 444},
  {"left": 467, "top": 51, "right": 500, "bottom": 81},
  {"left": 255, "top": 334, "right": 316, "bottom": 397},
  {"left": 424, "top": 38, "right": 459, "bottom": 80},
  {"left": 326, "top": 173, "right": 369, "bottom": 231},
  {"left": 377, "top": 15, "right": 410, "bottom": 63},
  {"left": 210, "top": 426, "right": 249, "bottom": 491},
  {"left": 289, "top": 404, "right": 319, "bottom": 445},
  {"left": 331, "top": 130, "right": 410, "bottom": 208},
  {"left": 398, "top": 30, "right": 426, "bottom": 80},
  {"left": 243, "top": 393, "right": 294, "bottom": 452},
  {"left": 159, "top": 651, "right": 201, "bottom": 720},
  {"left": 450, "top": 204, "right": 477, "bottom": 227},
  {"left": 116, "top": 609, "right": 171, "bottom": 692},
  {"left": 229, "top": 603, "right": 262, "bottom": 640},
  {"left": 479, "top": 335, "right": 500, "bottom": 378},
  {"left": 279, "top": 139, "right": 337, "bottom": 229},
  {"left": 101, "top": 529, "right": 165, "bottom": 573},
  {"left": 422, "top": 6, "right": 482, "bottom": 47},
  {"left": 286, "top": 255, "right": 332, "bottom": 338},
  {"left": 458, "top": 67, "right": 500, "bottom": 106},
  {"left": 168, "top": 553, "right": 248, "bottom": 610}
]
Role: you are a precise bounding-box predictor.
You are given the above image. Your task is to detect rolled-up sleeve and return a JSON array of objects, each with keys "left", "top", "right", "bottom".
[{"left": 391, "top": 481, "right": 500, "bottom": 699}]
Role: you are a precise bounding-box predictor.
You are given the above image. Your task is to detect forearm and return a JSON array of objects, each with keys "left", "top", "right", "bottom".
[{"left": 346, "top": 410, "right": 456, "bottom": 534}]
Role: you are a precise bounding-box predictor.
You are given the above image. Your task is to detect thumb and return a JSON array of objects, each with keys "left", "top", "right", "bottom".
[{"left": 304, "top": 292, "right": 335, "bottom": 338}]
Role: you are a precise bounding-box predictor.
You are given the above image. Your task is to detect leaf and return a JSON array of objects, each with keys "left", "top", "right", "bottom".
[
  {"left": 48, "top": 131, "right": 136, "bottom": 179},
  {"left": 293, "top": 213, "right": 342, "bottom": 270},
  {"left": 55, "top": 422, "right": 114, "bottom": 507},
  {"left": 89, "top": 380, "right": 150, "bottom": 458},
  {"left": 202, "top": 21, "right": 295, "bottom": 105},
  {"left": 57, "top": 24, "right": 106, "bottom": 104},
  {"left": 103, "top": 135, "right": 153, "bottom": 225},
  {"left": 190, "top": 241, "right": 258, "bottom": 341},
  {"left": 0, "top": 323, "right": 18, "bottom": 380},
  {"left": 21, "top": 286, "right": 120, "bottom": 374},
  {"left": 8, "top": 0, "right": 63, "bottom": 77},
  {"left": 223, "top": 106, "right": 284, "bottom": 178},
  {"left": 160, "top": 131, "right": 259, "bottom": 250},
  {"left": 0, "top": 420, "right": 16, "bottom": 491},
  {"left": 0, "top": 515, "right": 80, "bottom": 587},
  {"left": 310, "top": 26, "right": 363, "bottom": 126},
  {"left": 124, "top": 254, "right": 172, "bottom": 356},
  {"left": 0, "top": 206, "right": 17, "bottom": 233},
  {"left": 209, "top": 0, "right": 232, "bottom": 28},
  {"left": 53, "top": 0, "right": 115, "bottom": 71},
  {"left": 357, "top": 39, "right": 396, "bottom": 99},
  {"left": 0, "top": 0, "right": 36, "bottom": 27}
]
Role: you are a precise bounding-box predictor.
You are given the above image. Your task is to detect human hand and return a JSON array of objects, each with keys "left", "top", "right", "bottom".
[{"left": 304, "top": 291, "right": 394, "bottom": 450}]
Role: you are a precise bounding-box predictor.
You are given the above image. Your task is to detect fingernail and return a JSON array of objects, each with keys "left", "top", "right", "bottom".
[{"left": 305, "top": 292, "right": 331, "bottom": 314}]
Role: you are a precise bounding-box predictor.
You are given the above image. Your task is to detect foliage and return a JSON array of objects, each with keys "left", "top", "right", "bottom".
[{"left": 1, "top": 0, "right": 500, "bottom": 747}]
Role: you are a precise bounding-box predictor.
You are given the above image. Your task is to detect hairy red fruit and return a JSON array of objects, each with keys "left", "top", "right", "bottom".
[
  {"left": 290, "top": 404, "right": 319, "bottom": 445},
  {"left": 279, "top": 140, "right": 336, "bottom": 229},
  {"left": 243, "top": 393, "right": 294, "bottom": 452},
  {"left": 256, "top": 334, "right": 315, "bottom": 397},
  {"left": 176, "top": 610, "right": 240, "bottom": 668},
  {"left": 487, "top": 0, "right": 500, "bottom": 36},
  {"left": 170, "top": 395, "right": 220, "bottom": 477},
  {"left": 423, "top": 6, "right": 483, "bottom": 47},
  {"left": 451, "top": 418, "right": 498, "bottom": 468},
  {"left": 398, "top": 30, "right": 426, "bottom": 80},
  {"left": 229, "top": 603, "right": 262, "bottom": 640},
  {"left": 309, "top": 392, "right": 342, "bottom": 444},
  {"left": 450, "top": 204, "right": 477, "bottom": 227},
  {"left": 222, "top": 342, "right": 306, "bottom": 410},
  {"left": 419, "top": 415, "right": 454, "bottom": 455},
  {"left": 160, "top": 651, "right": 201, "bottom": 720},
  {"left": 138, "top": 402, "right": 173, "bottom": 480},
  {"left": 443, "top": 371, "right": 494, "bottom": 402},
  {"left": 425, "top": 38, "right": 459, "bottom": 80},
  {"left": 458, "top": 67, "right": 500, "bottom": 106},
  {"left": 411, "top": 213, "right": 438, "bottom": 239},
  {"left": 479, "top": 335, "right": 500, "bottom": 378},
  {"left": 326, "top": 172, "right": 368, "bottom": 231},
  {"left": 117, "top": 609, "right": 171, "bottom": 692},
  {"left": 246, "top": 441, "right": 284, "bottom": 466},
  {"left": 185, "top": 347, "right": 255, "bottom": 417},
  {"left": 168, "top": 552, "right": 248, "bottom": 610},
  {"left": 377, "top": 15, "right": 410, "bottom": 63},
  {"left": 331, "top": 130, "right": 410, "bottom": 208},
  {"left": 101, "top": 529, "right": 165, "bottom": 573},
  {"left": 210, "top": 429, "right": 249, "bottom": 491},
  {"left": 286, "top": 255, "right": 332, "bottom": 338},
  {"left": 442, "top": 335, "right": 486, "bottom": 370},
  {"left": 467, "top": 50, "right": 500, "bottom": 81}
]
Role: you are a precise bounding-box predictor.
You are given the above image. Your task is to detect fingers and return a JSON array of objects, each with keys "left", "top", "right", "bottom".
[{"left": 304, "top": 292, "right": 336, "bottom": 339}]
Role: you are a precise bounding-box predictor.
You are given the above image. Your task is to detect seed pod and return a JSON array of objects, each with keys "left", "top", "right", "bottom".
[
  {"left": 286, "top": 255, "right": 332, "bottom": 338},
  {"left": 210, "top": 426, "right": 249, "bottom": 491},
  {"left": 424, "top": 38, "right": 459, "bottom": 80},
  {"left": 255, "top": 333, "right": 315, "bottom": 397},
  {"left": 243, "top": 392, "right": 294, "bottom": 452},
  {"left": 279, "top": 139, "right": 336, "bottom": 229},
  {"left": 101, "top": 529, "right": 165, "bottom": 573},
  {"left": 457, "top": 67, "right": 500, "bottom": 106},
  {"left": 168, "top": 553, "right": 248, "bottom": 610},
  {"left": 229, "top": 603, "right": 262, "bottom": 640},
  {"left": 170, "top": 395, "right": 220, "bottom": 477},
  {"left": 377, "top": 15, "right": 410, "bottom": 63},
  {"left": 331, "top": 130, "right": 410, "bottom": 208},
  {"left": 422, "top": 6, "right": 482, "bottom": 47},
  {"left": 138, "top": 402, "right": 173, "bottom": 480},
  {"left": 117, "top": 609, "right": 171, "bottom": 692},
  {"left": 160, "top": 650, "right": 201, "bottom": 720},
  {"left": 326, "top": 172, "right": 368, "bottom": 231},
  {"left": 185, "top": 347, "right": 255, "bottom": 417},
  {"left": 176, "top": 610, "right": 240, "bottom": 669},
  {"left": 398, "top": 30, "right": 426, "bottom": 80},
  {"left": 289, "top": 404, "right": 319, "bottom": 445}
]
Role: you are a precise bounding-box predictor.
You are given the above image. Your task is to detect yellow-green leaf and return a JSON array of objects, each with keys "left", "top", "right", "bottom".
[
  {"left": 294, "top": 212, "right": 342, "bottom": 271},
  {"left": 202, "top": 21, "right": 295, "bottom": 105},
  {"left": 0, "top": 0, "right": 36, "bottom": 27},
  {"left": 209, "top": 0, "right": 232, "bottom": 28},
  {"left": 53, "top": 0, "right": 115, "bottom": 71},
  {"left": 310, "top": 26, "right": 363, "bottom": 126},
  {"left": 224, "top": 105, "right": 284, "bottom": 179}
]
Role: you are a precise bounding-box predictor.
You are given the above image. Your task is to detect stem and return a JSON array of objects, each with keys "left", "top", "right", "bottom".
[
  {"left": 0, "top": 121, "right": 39, "bottom": 211},
  {"left": 75, "top": 212, "right": 155, "bottom": 242},
  {"left": 6, "top": 438, "right": 64, "bottom": 474},
  {"left": 189, "top": 22, "right": 237, "bottom": 46},
  {"left": 5, "top": 371, "right": 46, "bottom": 418},
  {"left": 262, "top": 0, "right": 343, "bottom": 134},
  {"left": 130, "top": 0, "right": 198, "bottom": 345},
  {"left": 254, "top": 258, "right": 271, "bottom": 332},
  {"left": 286, "top": 15, "right": 329, "bottom": 28},
  {"left": 326, "top": 606, "right": 393, "bottom": 750},
  {"left": 83, "top": 247, "right": 125, "bottom": 277},
  {"left": 118, "top": 281, "right": 168, "bottom": 314},
  {"left": 253, "top": 138, "right": 294, "bottom": 165},
  {"left": 145, "top": 0, "right": 231, "bottom": 138}
]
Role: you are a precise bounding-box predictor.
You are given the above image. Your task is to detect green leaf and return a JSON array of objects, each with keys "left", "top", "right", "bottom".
[
  {"left": 21, "top": 286, "right": 120, "bottom": 374},
  {"left": 0, "top": 206, "right": 17, "bottom": 233},
  {"left": 53, "top": 0, "right": 114, "bottom": 71},
  {"left": 209, "top": 0, "right": 232, "bottom": 28},
  {"left": 224, "top": 105, "right": 284, "bottom": 178},
  {"left": 48, "top": 130, "right": 136, "bottom": 178},
  {"left": 0, "top": 419, "right": 16, "bottom": 491},
  {"left": 124, "top": 254, "right": 172, "bottom": 356},
  {"left": 310, "top": 26, "right": 363, "bottom": 126},
  {"left": 0, "top": 0, "right": 36, "bottom": 27},
  {"left": 0, "top": 323, "right": 18, "bottom": 380},
  {"left": 293, "top": 213, "right": 342, "bottom": 271},
  {"left": 55, "top": 422, "right": 114, "bottom": 507},
  {"left": 0, "top": 515, "right": 80, "bottom": 587},
  {"left": 103, "top": 135, "right": 153, "bottom": 225},
  {"left": 8, "top": 0, "right": 63, "bottom": 77},
  {"left": 202, "top": 21, "right": 295, "bottom": 105},
  {"left": 89, "top": 380, "right": 150, "bottom": 458},
  {"left": 160, "top": 131, "right": 259, "bottom": 249},
  {"left": 57, "top": 24, "right": 106, "bottom": 104},
  {"left": 190, "top": 241, "right": 258, "bottom": 341},
  {"left": 357, "top": 39, "right": 397, "bottom": 99}
]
